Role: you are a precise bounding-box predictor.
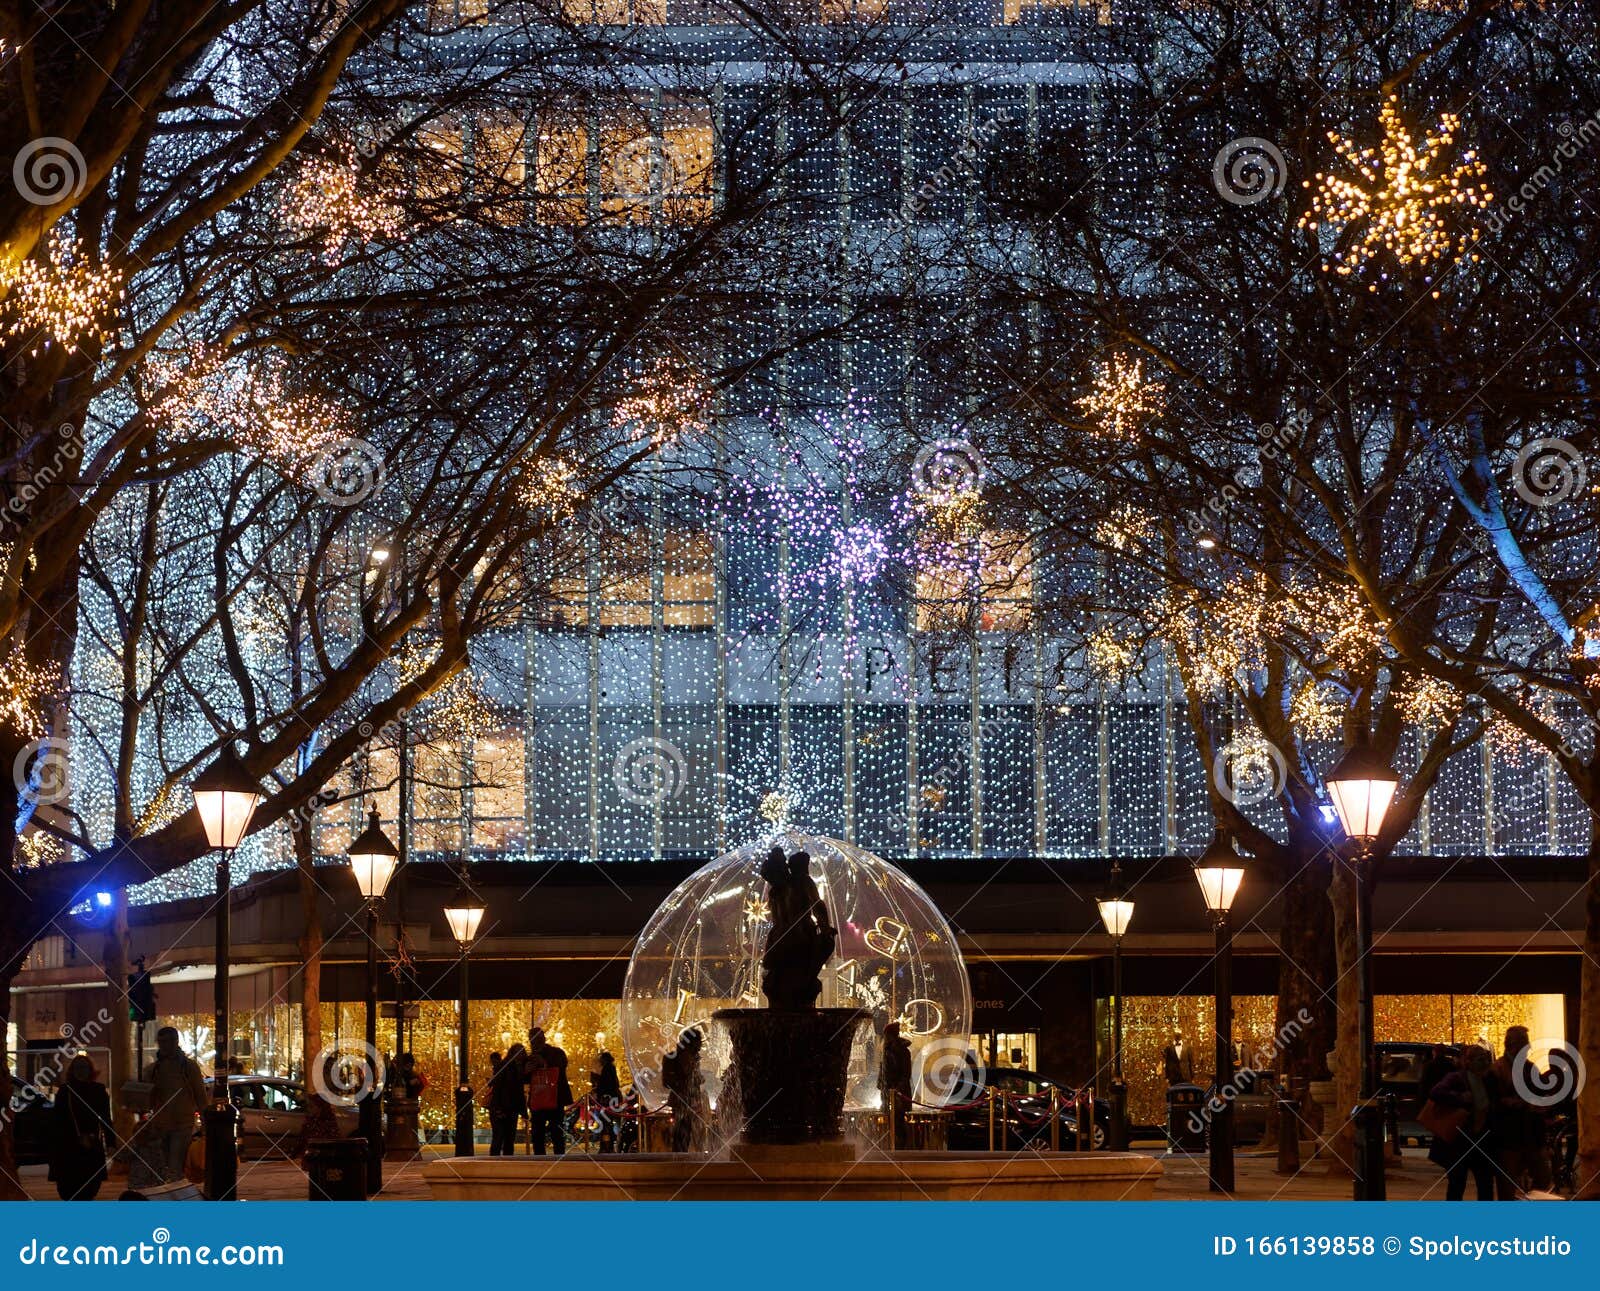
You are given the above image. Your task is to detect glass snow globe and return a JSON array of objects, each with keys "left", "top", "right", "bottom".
[{"left": 620, "top": 829, "right": 972, "bottom": 1114}]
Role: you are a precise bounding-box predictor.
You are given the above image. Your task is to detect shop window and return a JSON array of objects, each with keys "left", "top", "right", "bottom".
[
  {"left": 548, "top": 527, "right": 712, "bottom": 627},
  {"left": 663, "top": 530, "right": 715, "bottom": 627},
  {"left": 539, "top": 99, "right": 713, "bottom": 226},
  {"left": 472, "top": 730, "right": 526, "bottom": 851},
  {"left": 563, "top": 0, "right": 667, "bottom": 21},
  {"left": 819, "top": 0, "right": 887, "bottom": 20},
  {"left": 535, "top": 112, "right": 589, "bottom": 224},
  {"left": 417, "top": 115, "right": 465, "bottom": 204},
  {"left": 1001, "top": 0, "right": 1110, "bottom": 22},
  {"left": 473, "top": 110, "right": 529, "bottom": 222}
]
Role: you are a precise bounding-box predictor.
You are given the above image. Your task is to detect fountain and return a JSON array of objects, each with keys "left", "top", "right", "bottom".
[{"left": 424, "top": 834, "right": 1163, "bottom": 1200}]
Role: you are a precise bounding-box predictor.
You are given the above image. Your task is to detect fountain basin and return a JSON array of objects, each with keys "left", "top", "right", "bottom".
[{"left": 422, "top": 1149, "right": 1164, "bottom": 1201}]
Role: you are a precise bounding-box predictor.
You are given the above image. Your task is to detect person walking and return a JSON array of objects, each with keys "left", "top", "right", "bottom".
[
  {"left": 141, "top": 1027, "right": 209, "bottom": 1184},
  {"left": 49, "top": 1055, "right": 112, "bottom": 1200},
  {"left": 590, "top": 1051, "right": 623, "bottom": 1153},
  {"left": 1427, "top": 1045, "right": 1501, "bottom": 1200},
  {"left": 524, "top": 1027, "right": 572, "bottom": 1156},
  {"left": 1492, "top": 1025, "right": 1547, "bottom": 1197},
  {"left": 488, "top": 1044, "right": 528, "bottom": 1156}
]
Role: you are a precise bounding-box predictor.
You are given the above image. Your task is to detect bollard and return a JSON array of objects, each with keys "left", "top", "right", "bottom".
[
  {"left": 1274, "top": 1095, "right": 1301, "bottom": 1175},
  {"left": 1075, "top": 1089, "right": 1094, "bottom": 1152},
  {"left": 1351, "top": 1096, "right": 1388, "bottom": 1201}
]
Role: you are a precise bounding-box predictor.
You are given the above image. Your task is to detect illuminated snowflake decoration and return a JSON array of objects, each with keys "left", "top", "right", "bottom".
[
  {"left": 1301, "top": 96, "right": 1491, "bottom": 275},
  {"left": 143, "top": 345, "right": 350, "bottom": 465},
  {"left": 1, "top": 231, "right": 124, "bottom": 355},
  {"left": 834, "top": 519, "right": 889, "bottom": 585},
  {"left": 518, "top": 456, "right": 579, "bottom": 517},
  {"left": 280, "top": 150, "right": 406, "bottom": 263},
  {"left": 612, "top": 358, "right": 712, "bottom": 448},
  {"left": 1077, "top": 353, "right": 1164, "bottom": 438}
]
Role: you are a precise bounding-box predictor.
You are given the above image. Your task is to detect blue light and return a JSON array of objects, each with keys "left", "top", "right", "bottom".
[{"left": 94, "top": 890, "right": 113, "bottom": 909}]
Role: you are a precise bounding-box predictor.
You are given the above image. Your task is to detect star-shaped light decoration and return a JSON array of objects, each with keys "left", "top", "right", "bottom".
[
  {"left": 1077, "top": 354, "right": 1164, "bottom": 439},
  {"left": 1300, "top": 96, "right": 1491, "bottom": 276}
]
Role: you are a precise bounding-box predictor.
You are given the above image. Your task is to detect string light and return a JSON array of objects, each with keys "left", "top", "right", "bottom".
[
  {"left": 518, "top": 456, "right": 580, "bottom": 517},
  {"left": 0, "top": 230, "right": 124, "bottom": 355},
  {"left": 1301, "top": 96, "right": 1491, "bottom": 275},
  {"left": 1396, "top": 675, "right": 1463, "bottom": 731},
  {"left": 0, "top": 647, "right": 60, "bottom": 737}
]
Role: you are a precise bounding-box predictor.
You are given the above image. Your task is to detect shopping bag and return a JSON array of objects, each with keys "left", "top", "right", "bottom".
[
  {"left": 528, "top": 1067, "right": 560, "bottom": 1111},
  {"left": 1417, "top": 1098, "right": 1467, "bottom": 1144}
]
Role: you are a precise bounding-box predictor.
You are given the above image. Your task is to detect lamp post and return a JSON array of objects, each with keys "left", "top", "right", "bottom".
[
  {"left": 348, "top": 809, "right": 398, "bottom": 1194},
  {"left": 1096, "top": 863, "right": 1135, "bottom": 1151},
  {"left": 1194, "top": 827, "right": 1245, "bottom": 1195},
  {"left": 443, "top": 886, "right": 486, "bottom": 1157},
  {"left": 190, "top": 752, "right": 263, "bottom": 1202},
  {"left": 1325, "top": 738, "right": 1400, "bottom": 1202}
]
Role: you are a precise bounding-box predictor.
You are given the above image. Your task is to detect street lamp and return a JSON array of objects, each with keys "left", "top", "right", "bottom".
[
  {"left": 444, "top": 885, "right": 486, "bottom": 1157},
  {"left": 190, "top": 751, "right": 263, "bottom": 1202},
  {"left": 1325, "top": 737, "right": 1400, "bottom": 1202},
  {"left": 1194, "top": 826, "right": 1245, "bottom": 1196},
  {"left": 1096, "top": 863, "right": 1135, "bottom": 1151},
  {"left": 348, "top": 809, "right": 398, "bottom": 1193}
]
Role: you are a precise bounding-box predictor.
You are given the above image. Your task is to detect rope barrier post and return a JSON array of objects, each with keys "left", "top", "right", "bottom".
[
  {"left": 1050, "top": 1086, "right": 1060, "bottom": 1152},
  {"left": 1385, "top": 1091, "right": 1402, "bottom": 1160},
  {"left": 1076, "top": 1089, "right": 1093, "bottom": 1152},
  {"left": 987, "top": 1087, "right": 997, "bottom": 1152},
  {"left": 1275, "top": 1092, "right": 1301, "bottom": 1175}
]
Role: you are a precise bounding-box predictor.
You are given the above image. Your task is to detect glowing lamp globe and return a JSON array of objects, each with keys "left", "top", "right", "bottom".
[
  {"left": 1194, "top": 827, "right": 1245, "bottom": 915},
  {"left": 1097, "top": 898, "right": 1135, "bottom": 939},
  {"left": 1325, "top": 741, "right": 1399, "bottom": 843},
  {"left": 190, "top": 753, "right": 263, "bottom": 851},
  {"left": 443, "top": 890, "right": 486, "bottom": 946},
  {"left": 348, "top": 809, "right": 399, "bottom": 901},
  {"left": 621, "top": 830, "right": 972, "bottom": 1113}
]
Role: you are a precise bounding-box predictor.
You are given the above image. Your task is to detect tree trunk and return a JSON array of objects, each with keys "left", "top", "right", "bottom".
[
  {"left": 1578, "top": 812, "right": 1600, "bottom": 1198},
  {"left": 293, "top": 814, "right": 338, "bottom": 1152},
  {"left": 1274, "top": 853, "right": 1335, "bottom": 1085},
  {"left": 1326, "top": 861, "right": 1359, "bottom": 1174}
]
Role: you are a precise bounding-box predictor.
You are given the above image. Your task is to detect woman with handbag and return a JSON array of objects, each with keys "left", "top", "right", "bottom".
[
  {"left": 1424, "top": 1045, "right": 1501, "bottom": 1200},
  {"left": 49, "top": 1055, "right": 112, "bottom": 1200}
]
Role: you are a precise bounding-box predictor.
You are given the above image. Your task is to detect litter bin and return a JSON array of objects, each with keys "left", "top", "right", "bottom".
[
  {"left": 306, "top": 1138, "right": 370, "bottom": 1201},
  {"left": 1165, "top": 1083, "right": 1207, "bottom": 1154}
]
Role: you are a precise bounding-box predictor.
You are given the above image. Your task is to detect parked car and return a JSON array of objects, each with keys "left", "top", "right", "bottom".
[
  {"left": 229, "top": 1076, "right": 359, "bottom": 1158},
  {"left": 1376, "top": 1042, "right": 1460, "bottom": 1144},
  {"left": 946, "top": 1068, "right": 1110, "bottom": 1151},
  {"left": 9, "top": 1079, "right": 54, "bottom": 1165}
]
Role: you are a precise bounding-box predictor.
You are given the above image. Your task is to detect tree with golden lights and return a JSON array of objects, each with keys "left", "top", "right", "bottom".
[
  {"left": 0, "top": 0, "right": 917, "bottom": 1194},
  {"left": 945, "top": 0, "right": 1598, "bottom": 1178}
]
